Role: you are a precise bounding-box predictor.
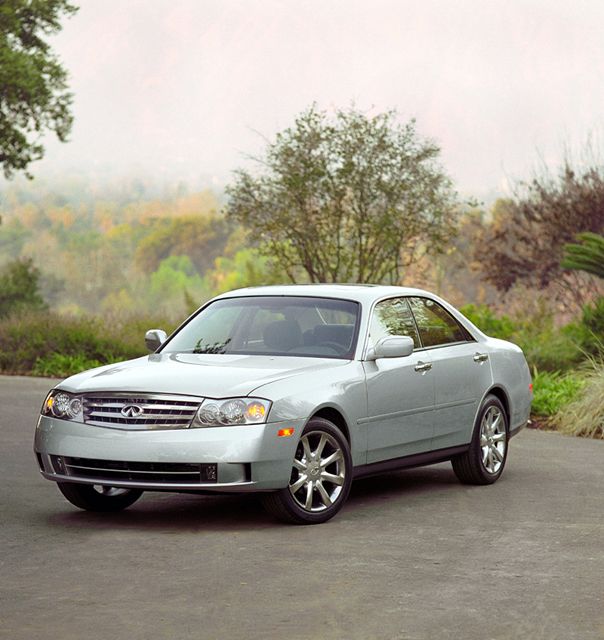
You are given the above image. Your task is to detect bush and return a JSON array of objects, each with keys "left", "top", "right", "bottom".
[
  {"left": 553, "top": 364, "right": 604, "bottom": 439},
  {"left": 530, "top": 370, "right": 586, "bottom": 417},
  {"left": 460, "top": 302, "right": 583, "bottom": 371},
  {"left": 0, "top": 258, "right": 47, "bottom": 318},
  {"left": 32, "top": 354, "right": 104, "bottom": 378},
  {"left": 459, "top": 304, "right": 516, "bottom": 340},
  {"left": 0, "top": 311, "right": 168, "bottom": 375},
  {"left": 564, "top": 296, "right": 604, "bottom": 358}
]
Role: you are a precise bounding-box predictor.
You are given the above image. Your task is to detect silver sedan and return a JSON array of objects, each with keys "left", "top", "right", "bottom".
[{"left": 34, "top": 285, "right": 532, "bottom": 524}]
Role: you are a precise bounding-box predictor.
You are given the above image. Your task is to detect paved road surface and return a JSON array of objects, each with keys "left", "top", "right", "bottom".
[{"left": 1, "top": 375, "right": 602, "bottom": 640}]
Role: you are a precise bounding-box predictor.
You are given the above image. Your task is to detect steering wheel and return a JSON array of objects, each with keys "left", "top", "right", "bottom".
[{"left": 316, "top": 341, "right": 347, "bottom": 355}]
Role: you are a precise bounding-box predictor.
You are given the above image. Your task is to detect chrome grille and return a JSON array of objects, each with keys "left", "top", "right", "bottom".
[{"left": 83, "top": 393, "right": 202, "bottom": 430}]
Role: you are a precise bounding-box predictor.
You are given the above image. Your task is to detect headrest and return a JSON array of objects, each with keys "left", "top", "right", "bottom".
[
  {"left": 263, "top": 320, "right": 303, "bottom": 352},
  {"left": 313, "top": 324, "right": 354, "bottom": 347}
]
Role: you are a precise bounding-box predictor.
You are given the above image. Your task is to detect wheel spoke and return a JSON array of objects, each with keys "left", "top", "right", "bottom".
[
  {"left": 304, "top": 481, "right": 314, "bottom": 510},
  {"left": 315, "top": 434, "right": 328, "bottom": 458},
  {"left": 302, "top": 437, "right": 312, "bottom": 462},
  {"left": 491, "top": 445, "right": 504, "bottom": 462},
  {"left": 316, "top": 480, "right": 332, "bottom": 507},
  {"left": 482, "top": 446, "right": 489, "bottom": 465},
  {"left": 492, "top": 431, "right": 506, "bottom": 443},
  {"left": 290, "top": 474, "right": 307, "bottom": 494},
  {"left": 293, "top": 458, "right": 306, "bottom": 472},
  {"left": 320, "top": 471, "right": 344, "bottom": 486},
  {"left": 320, "top": 450, "right": 342, "bottom": 468},
  {"left": 480, "top": 434, "right": 489, "bottom": 447},
  {"left": 491, "top": 413, "right": 502, "bottom": 432}
]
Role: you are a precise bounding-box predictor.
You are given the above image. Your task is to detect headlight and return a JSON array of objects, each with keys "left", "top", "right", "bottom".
[
  {"left": 192, "top": 397, "right": 271, "bottom": 427},
  {"left": 42, "top": 390, "right": 83, "bottom": 422}
]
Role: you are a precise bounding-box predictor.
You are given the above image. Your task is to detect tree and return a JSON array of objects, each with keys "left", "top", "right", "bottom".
[
  {"left": 226, "top": 106, "right": 457, "bottom": 284},
  {"left": 474, "top": 163, "right": 604, "bottom": 293},
  {"left": 0, "top": 257, "right": 47, "bottom": 317},
  {"left": 135, "top": 214, "right": 232, "bottom": 274},
  {"left": 0, "top": 0, "right": 78, "bottom": 179},
  {"left": 562, "top": 232, "right": 604, "bottom": 279}
]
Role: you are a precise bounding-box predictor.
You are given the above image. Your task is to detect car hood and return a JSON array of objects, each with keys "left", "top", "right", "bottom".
[{"left": 58, "top": 353, "right": 350, "bottom": 398}]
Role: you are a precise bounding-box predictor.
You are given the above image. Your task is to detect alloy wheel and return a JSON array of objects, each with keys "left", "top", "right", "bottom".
[
  {"left": 288, "top": 430, "right": 346, "bottom": 512},
  {"left": 479, "top": 405, "right": 507, "bottom": 474}
]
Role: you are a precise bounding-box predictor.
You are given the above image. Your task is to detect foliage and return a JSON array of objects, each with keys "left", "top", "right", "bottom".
[
  {"left": 475, "top": 163, "right": 604, "bottom": 293},
  {"left": 530, "top": 370, "right": 586, "bottom": 417},
  {"left": 200, "top": 248, "right": 288, "bottom": 302},
  {"left": 0, "top": 182, "right": 237, "bottom": 316},
  {"left": 32, "top": 353, "right": 103, "bottom": 378},
  {"left": 0, "top": 310, "right": 157, "bottom": 374},
  {"left": 227, "top": 105, "right": 457, "bottom": 284},
  {"left": 0, "top": 257, "right": 47, "bottom": 317},
  {"left": 0, "top": 0, "right": 78, "bottom": 178},
  {"left": 562, "top": 232, "right": 604, "bottom": 279},
  {"left": 553, "top": 364, "right": 604, "bottom": 439},
  {"left": 135, "top": 213, "right": 231, "bottom": 274},
  {"left": 148, "top": 255, "right": 205, "bottom": 315},
  {"left": 459, "top": 304, "right": 517, "bottom": 340},
  {"left": 564, "top": 297, "right": 604, "bottom": 358},
  {"left": 460, "top": 301, "right": 583, "bottom": 371}
]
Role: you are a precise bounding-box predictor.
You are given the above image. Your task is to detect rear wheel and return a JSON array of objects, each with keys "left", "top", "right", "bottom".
[
  {"left": 451, "top": 395, "right": 509, "bottom": 485},
  {"left": 57, "top": 482, "right": 143, "bottom": 511},
  {"left": 262, "top": 417, "right": 352, "bottom": 524}
]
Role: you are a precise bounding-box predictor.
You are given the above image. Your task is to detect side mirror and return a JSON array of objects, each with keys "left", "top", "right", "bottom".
[
  {"left": 366, "top": 335, "right": 414, "bottom": 361},
  {"left": 145, "top": 329, "right": 167, "bottom": 352}
]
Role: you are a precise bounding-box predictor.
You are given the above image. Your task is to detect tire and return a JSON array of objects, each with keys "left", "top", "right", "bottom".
[
  {"left": 57, "top": 482, "right": 143, "bottom": 512},
  {"left": 451, "top": 395, "right": 509, "bottom": 485},
  {"left": 261, "top": 417, "right": 353, "bottom": 525}
]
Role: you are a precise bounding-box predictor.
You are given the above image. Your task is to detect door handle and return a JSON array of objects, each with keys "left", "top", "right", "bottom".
[
  {"left": 414, "top": 361, "right": 432, "bottom": 373},
  {"left": 473, "top": 352, "right": 489, "bottom": 363}
]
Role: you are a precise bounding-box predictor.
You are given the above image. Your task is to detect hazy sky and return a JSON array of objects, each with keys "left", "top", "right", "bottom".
[{"left": 35, "top": 0, "right": 604, "bottom": 197}]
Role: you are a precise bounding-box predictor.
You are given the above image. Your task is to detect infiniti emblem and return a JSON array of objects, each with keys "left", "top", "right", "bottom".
[{"left": 121, "top": 404, "right": 144, "bottom": 418}]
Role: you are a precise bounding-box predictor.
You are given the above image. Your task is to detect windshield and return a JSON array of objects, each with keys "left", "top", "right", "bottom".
[{"left": 162, "top": 296, "right": 360, "bottom": 359}]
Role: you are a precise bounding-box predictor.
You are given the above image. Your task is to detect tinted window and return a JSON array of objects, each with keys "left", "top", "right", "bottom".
[
  {"left": 369, "top": 298, "right": 421, "bottom": 349},
  {"left": 408, "top": 297, "right": 468, "bottom": 347},
  {"left": 163, "top": 296, "right": 360, "bottom": 359}
]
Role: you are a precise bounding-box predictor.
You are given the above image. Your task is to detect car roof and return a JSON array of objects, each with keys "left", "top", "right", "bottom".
[{"left": 214, "top": 284, "right": 438, "bottom": 305}]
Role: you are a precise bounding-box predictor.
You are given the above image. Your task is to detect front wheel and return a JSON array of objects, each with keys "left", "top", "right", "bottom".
[
  {"left": 57, "top": 482, "right": 143, "bottom": 512},
  {"left": 451, "top": 395, "right": 509, "bottom": 485},
  {"left": 261, "top": 417, "right": 352, "bottom": 524}
]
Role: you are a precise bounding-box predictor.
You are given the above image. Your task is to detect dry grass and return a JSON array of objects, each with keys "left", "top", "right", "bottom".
[{"left": 553, "top": 363, "right": 604, "bottom": 439}]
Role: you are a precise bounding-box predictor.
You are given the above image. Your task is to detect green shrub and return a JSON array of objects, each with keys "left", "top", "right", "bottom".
[
  {"left": 0, "top": 310, "right": 180, "bottom": 375},
  {"left": 553, "top": 364, "right": 604, "bottom": 439},
  {"left": 0, "top": 258, "right": 47, "bottom": 318},
  {"left": 32, "top": 353, "right": 104, "bottom": 378},
  {"left": 459, "top": 304, "right": 516, "bottom": 340},
  {"left": 564, "top": 296, "right": 604, "bottom": 358},
  {"left": 0, "top": 311, "right": 141, "bottom": 374},
  {"left": 461, "top": 302, "right": 583, "bottom": 371},
  {"left": 516, "top": 326, "right": 583, "bottom": 372},
  {"left": 530, "top": 370, "right": 586, "bottom": 417}
]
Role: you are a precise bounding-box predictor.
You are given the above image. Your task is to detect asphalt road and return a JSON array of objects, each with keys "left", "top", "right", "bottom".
[{"left": 1, "top": 375, "right": 602, "bottom": 640}]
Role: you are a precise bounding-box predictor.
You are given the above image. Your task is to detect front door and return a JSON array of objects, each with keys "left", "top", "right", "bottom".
[{"left": 363, "top": 298, "right": 435, "bottom": 463}]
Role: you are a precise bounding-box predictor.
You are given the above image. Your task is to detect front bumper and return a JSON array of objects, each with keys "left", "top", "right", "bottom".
[{"left": 34, "top": 415, "right": 304, "bottom": 492}]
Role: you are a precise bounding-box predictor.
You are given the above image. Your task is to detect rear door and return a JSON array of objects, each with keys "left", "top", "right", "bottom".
[
  {"left": 363, "top": 297, "right": 435, "bottom": 463},
  {"left": 407, "top": 297, "right": 493, "bottom": 450}
]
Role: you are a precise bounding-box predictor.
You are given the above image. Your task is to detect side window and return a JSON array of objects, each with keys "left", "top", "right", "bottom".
[
  {"left": 408, "top": 297, "right": 468, "bottom": 347},
  {"left": 370, "top": 298, "right": 421, "bottom": 349}
]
